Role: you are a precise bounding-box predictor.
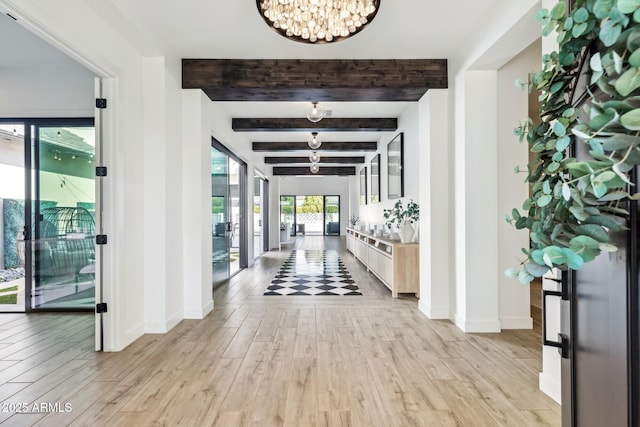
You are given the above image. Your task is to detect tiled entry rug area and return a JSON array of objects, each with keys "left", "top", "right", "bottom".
[{"left": 264, "top": 250, "right": 362, "bottom": 296}]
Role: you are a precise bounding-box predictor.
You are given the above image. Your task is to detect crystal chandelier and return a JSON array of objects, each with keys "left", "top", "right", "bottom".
[{"left": 256, "top": 0, "right": 381, "bottom": 44}]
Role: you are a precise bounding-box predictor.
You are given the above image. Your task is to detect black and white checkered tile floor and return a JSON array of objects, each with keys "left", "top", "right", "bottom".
[{"left": 264, "top": 250, "right": 362, "bottom": 296}]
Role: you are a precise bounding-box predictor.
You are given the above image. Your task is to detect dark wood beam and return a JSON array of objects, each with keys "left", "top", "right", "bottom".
[
  {"left": 182, "top": 59, "right": 447, "bottom": 102},
  {"left": 253, "top": 141, "right": 377, "bottom": 151},
  {"left": 264, "top": 156, "right": 365, "bottom": 164},
  {"left": 273, "top": 166, "right": 355, "bottom": 176},
  {"left": 233, "top": 118, "right": 397, "bottom": 132}
]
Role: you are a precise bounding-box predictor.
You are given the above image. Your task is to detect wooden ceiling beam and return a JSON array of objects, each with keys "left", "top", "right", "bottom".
[
  {"left": 182, "top": 59, "right": 447, "bottom": 101},
  {"left": 253, "top": 141, "right": 377, "bottom": 151},
  {"left": 232, "top": 117, "right": 397, "bottom": 132},
  {"left": 264, "top": 156, "right": 365, "bottom": 164},
  {"left": 273, "top": 166, "right": 355, "bottom": 176}
]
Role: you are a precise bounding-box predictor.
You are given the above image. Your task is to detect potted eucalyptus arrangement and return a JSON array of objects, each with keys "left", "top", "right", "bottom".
[
  {"left": 506, "top": 0, "right": 640, "bottom": 284},
  {"left": 383, "top": 199, "right": 419, "bottom": 243}
]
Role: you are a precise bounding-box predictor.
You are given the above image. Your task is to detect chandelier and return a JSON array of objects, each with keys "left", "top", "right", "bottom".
[{"left": 256, "top": 0, "right": 381, "bottom": 44}]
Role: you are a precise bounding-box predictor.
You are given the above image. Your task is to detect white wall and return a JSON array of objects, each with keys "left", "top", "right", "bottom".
[
  {"left": 448, "top": 0, "right": 540, "bottom": 332},
  {"left": 497, "top": 40, "right": 540, "bottom": 329},
  {"left": 0, "top": 13, "right": 96, "bottom": 117},
  {"left": 279, "top": 176, "right": 350, "bottom": 236},
  {"left": 357, "top": 104, "right": 419, "bottom": 233}
]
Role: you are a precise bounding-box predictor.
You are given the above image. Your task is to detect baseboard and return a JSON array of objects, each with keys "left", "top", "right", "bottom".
[
  {"left": 105, "top": 322, "right": 145, "bottom": 352},
  {"left": 539, "top": 371, "right": 562, "bottom": 404},
  {"left": 500, "top": 316, "right": 533, "bottom": 330},
  {"left": 184, "top": 299, "right": 214, "bottom": 319},
  {"left": 454, "top": 314, "right": 501, "bottom": 333},
  {"left": 418, "top": 300, "right": 450, "bottom": 319},
  {"left": 145, "top": 311, "right": 182, "bottom": 334}
]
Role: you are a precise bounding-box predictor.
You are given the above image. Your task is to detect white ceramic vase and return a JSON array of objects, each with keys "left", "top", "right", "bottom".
[{"left": 398, "top": 220, "right": 414, "bottom": 243}]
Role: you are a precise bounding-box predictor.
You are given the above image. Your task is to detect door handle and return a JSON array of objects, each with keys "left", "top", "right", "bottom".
[
  {"left": 226, "top": 222, "right": 232, "bottom": 232},
  {"left": 542, "top": 289, "right": 570, "bottom": 358}
]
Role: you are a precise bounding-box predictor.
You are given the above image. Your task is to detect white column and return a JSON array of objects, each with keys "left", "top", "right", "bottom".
[
  {"left": 418, "top": 89, "right": 451, "bottom": 319},
  {"left": 455, "top": 70, "right": 501, "bottom": 333},
  {"left": 182, "top": 89, "right": 214, "bottom": 319}
]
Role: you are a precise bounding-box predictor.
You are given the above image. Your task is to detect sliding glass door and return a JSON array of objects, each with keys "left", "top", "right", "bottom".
[
  {"left": 0, "top": 124, "right": 26, "bottom": 311},
  {"left": 30, "top": 124, "right": 96, "bottom": 310},
  {"left": 278, "top": 195, "right": 340, "bottom": 237},
  {"left": 253, "top": 174, "right": 269, "bottom": 258},
  {"left": 211, "top": 139, "right": 247, "bottom": 288},
  {"left": 324, "top": 196, "right": 340, "bottom": 235}
]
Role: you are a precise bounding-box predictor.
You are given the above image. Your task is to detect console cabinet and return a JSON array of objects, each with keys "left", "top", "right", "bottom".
[{"left": 346, "top": 228, "right": 419, "bottom": 298}]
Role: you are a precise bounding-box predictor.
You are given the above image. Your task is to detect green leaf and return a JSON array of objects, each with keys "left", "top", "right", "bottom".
[
  {"left": 524, "top": 262, "right": 549, "bottom": 277},
  {"left": 518, "top": 268, "right": 535, "bottom": 285},
  {"left": 537, "top": 194, "right": 553, "bottom": 207},
  {"left": 543, "top": 246, "right": 567, "bottom": 267},
  {"left": 543, "top": 180, "right": 552, "bottom": 195},
  {"left": 531, "top": 249, "right": 545, "bottom": 265},
  {"left": 594, "top": 0, "right": 615, "bottom": 18},
  {"left": 553, "top": 121, "right": 567, "bottom": 136},
  {"left": 630, "top": 49, "right": 640, "bottom": 69},
  {"left": 556, "top": 136, "right": 571, "bottom": 151},
  {"left": 562, "top": 248, "right": 584, "bottom": 270},
  {"left": 600, "top": 20, "right": 622, "bottom": 47},
  {"left": 570, "top": 206, "right": 590, "bottom": 221},
  {"left": 573, "top": 7, "right": 589, "bottom": 22},
  {"left": 505, "top": 267, "right": 520, "bottom": 280},
  {"left": 590, "top": 51, "right": 603, "bottom": 72},
  {"left": 615, "top": 68, "right": 640, "bottom": 96},
  {"left": 572, "top": 22, "right": 588, "bottom": 37},
  {"left": 576, "top": 224, "right": 610, "bottom": 243},
  {"left": 621, "top": 108, "right": 640, "bottom": 130},
  {"left": 600, "top": 134, "right": 640, "bottom": 150},
  {"left": 551, "top": 2, "right": 567, "bottom": 19},
  {"left": 618, "top": 0, "right": 640, "bottom": 14},
  {"left": 548, "top": 162, "right": 561, "bottom": 172},
  {"left": 570, "top": 235, "right": 601, "bottom": 252},
  {"left": 599, "top": 243, "right": 618, "bottom": 252}
]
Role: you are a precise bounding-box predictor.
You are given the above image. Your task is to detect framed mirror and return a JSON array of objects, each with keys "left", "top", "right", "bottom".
[
  {"left": 370, "top": 154, "right": 380, "bottom": 203},
  {"left": 387, "top": 133, "right": 404, "bottom": 199},
  {"left": 360, "top": 166, "right": 367, "bottom": 205}
]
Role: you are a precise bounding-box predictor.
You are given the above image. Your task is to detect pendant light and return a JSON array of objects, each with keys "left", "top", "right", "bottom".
[
  {"left": 308, "top": 132, "right": 322, "bottom": 150},
  {"left": 307, "top": 102, "right": 324, "bottom": 123},
  {"left": 309, "top": 151, "right": 321, "bottom": 163}
]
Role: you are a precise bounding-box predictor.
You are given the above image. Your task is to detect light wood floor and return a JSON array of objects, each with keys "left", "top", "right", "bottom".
[{"left": 0, "top": 236, "right": 560, "bottom": 426}]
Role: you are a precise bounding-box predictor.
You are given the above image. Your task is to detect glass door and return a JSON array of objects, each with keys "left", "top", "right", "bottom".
[
  {"left": 211, "top": 145, "right": 230, "bottom": 286},
  {"left": 253, "top": 174, "right": 264, "bottom": 259},
  {"left": 211, "top": 140, "right": 247, "bottom": 288},
  {"left": 324, "top": 196, "right": 340, "bottom": 235},
  {"left": 0, "top": 124, "right": 26, "bottom": 312},
  {"left": 280, "top": 195, "right": 295, "bottom": 239},
  {"left": 30, "top": 124, "right": 96, "bottom": 310}
]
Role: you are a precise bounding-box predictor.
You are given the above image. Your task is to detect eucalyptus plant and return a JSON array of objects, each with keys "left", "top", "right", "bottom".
[
  {"left": 384, "top": 199, "right": 420, "bottom": 228},
  {"left": 506, "top": 0, "right": 640, "bottom": 284}
]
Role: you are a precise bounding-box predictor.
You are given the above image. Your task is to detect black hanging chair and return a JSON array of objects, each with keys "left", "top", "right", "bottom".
[{"left": 36, "top": 207, "right": 95, "bottom": 280}]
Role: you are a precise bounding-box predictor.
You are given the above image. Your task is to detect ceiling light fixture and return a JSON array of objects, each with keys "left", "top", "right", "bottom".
[
  {"left": 256, "top": 0, "right": 380, "bottom": 44},
  {"left": 309, "top": 151, "right": 321, "bottom": 163},
  {"left": 308, "top": 132, "right": 322, "bottom": 150},
  {"left": 307, "top": 102, "right": 324, "bottom": 123},
  {"left": 310, "top": 163, "right": 320, "bottom": 174}
]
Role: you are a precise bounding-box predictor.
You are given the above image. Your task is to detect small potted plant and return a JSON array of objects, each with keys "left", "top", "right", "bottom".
[{"left": 383, "top": 200, "right": 419, "bottom": 243}]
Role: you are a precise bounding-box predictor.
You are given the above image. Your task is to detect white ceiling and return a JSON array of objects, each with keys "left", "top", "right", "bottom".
[{"left": 1, "top": 0, "right": 508, "bottom": 166}]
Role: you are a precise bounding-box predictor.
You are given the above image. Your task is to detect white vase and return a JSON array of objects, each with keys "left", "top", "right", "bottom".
[{"left": 398, "top": 220, "right": 414, "bottom": 243}]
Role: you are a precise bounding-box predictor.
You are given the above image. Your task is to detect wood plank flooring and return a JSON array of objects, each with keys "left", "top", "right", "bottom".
[{"left": 0, "top": 236, "right": 560, "bottom": 426}]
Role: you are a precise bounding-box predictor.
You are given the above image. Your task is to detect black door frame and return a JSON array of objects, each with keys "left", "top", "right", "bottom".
[{"left": 211, "top": 137, "right": 248, "bottom": 271}]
